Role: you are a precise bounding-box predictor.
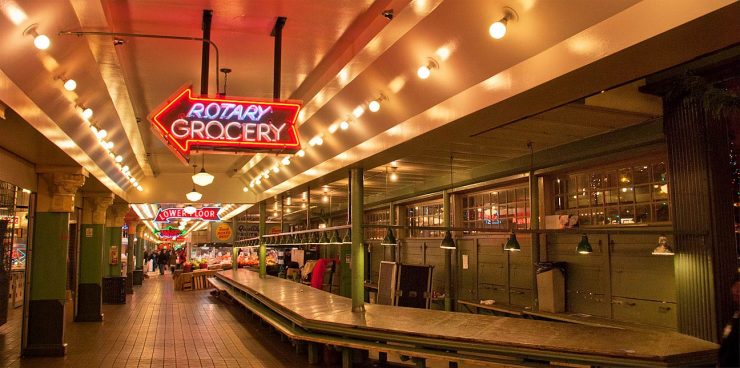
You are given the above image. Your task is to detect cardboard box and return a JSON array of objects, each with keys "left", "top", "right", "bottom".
[{"left": 537, "top": 269, "right": 565, "bottom": 313}]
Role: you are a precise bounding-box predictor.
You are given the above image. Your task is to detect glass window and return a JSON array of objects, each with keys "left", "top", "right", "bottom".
[
  {"left": 364, "top": 208, "right": 389, "bottom": 240},
  {"left": 461, "top": 184, "right": 530, "bottom": 232},
  {"left": 407, "top": 201, "right": 443, "bottom": 237},
  {"left": 552, "top": 157, "right": 671, "bottom": 225}
]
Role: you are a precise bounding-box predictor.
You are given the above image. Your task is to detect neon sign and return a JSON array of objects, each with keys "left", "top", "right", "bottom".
[
  {"left": 154, "top": 207, "right": 221, "bottom": 222},
  {"left": 155, "top": 226, "right": 185, "bottom": 239},
  {"left": 150, "top": 87, "right": 302, "bottom": 161}
]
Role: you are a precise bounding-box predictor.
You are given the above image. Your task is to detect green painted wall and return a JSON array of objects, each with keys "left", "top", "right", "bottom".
[
  {"left": 106, "top": 227, "right": 122, "bottom": 277},
  {"left": 29, "top": 212, "right": 69, "bottom": 301},
  {"left": 78, "top": 224, "right": 104, "bottom": 284}
]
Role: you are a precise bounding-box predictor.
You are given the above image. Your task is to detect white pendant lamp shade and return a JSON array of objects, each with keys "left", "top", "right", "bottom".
[
  {"left": 186, "top": 189, "right": 202, "bottom": 202},
  {"left": 183, "top": 205, "right": 197, "bottom": 215},
  {"left": 192, "top": 168, "right": 214, "bottom": 186}
]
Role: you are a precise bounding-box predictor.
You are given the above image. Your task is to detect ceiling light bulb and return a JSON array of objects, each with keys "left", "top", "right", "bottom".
[
  {"left": 186, "top": 189, "right": 202, "bottom": 202},
  {"left": 417, "top": 65, "right": 431, "bottom": 79},
  {"left": 90, "top": 125, "right": 98, "bottom": 134},
  {"left": 121, "top": 165, "right": 130, "bottom": 173},
  {"left": 352, "top": 106, "right": 365, "bottom": 118},
  {"left": 106, "top": 141, "right": 114, "bottom": 149},
  {"left": 129, "top": 177, "right": 136, "bottom": 183},
  {"left": 96, "top": 129, "right": 108, "bottom": 139},
  {"left": 33, "top": 34, "right": 50, "bottom": 50},
  {"left": 391, "top": 160, "right": 398, "bottom": 168},
  {"left": 390, "top": 172, "right": 398, "bottom": 181},
  {"left": 63, "top": 79, "right": 77, "bottom": 91},
  {"left": 243, "top": 187, "right": 249, "bottom": 193},
  {"left": 368, "top": 100, "right": 381, "bottom": 112},
  {"left": 322, "top": 195, "right": 329, "bottom": 203},
  {"left": 255, "top": 178, "right": 261, "bottom": 185},
  {"left": 286, "top": 208, "right": 292, "bottom": 214},
  {"left": 489, "top": 17, "right": 509, "bottom": 39},
  {"left": 249, "top": 182, "right": 255, "bottom": 188},
  {"left": 281, "top": 157, "right": 291, "bottom": 166},
  {"left": 82, "top": 107, "right": 93, "bottom": 120},
  {"left": 272, "top": 166, "right": 279, "bottom": 173},
  {"left": 192, "top": 168, "right": 214, "bottom": 186},
  {"left": 296, "top": 149, "right": 305, "bottom": 157},
  {"left": 115, "top": 155, "right": 123, "bottom": 163},
  {"left": 328, "top": 124, "right": 338, "bottom": 134},
  {"left": 301, "top": 203, "right": 306, "bottom": 209},
  {"left": 137, "top": 185, "right": 143, "bottom": 191},
  {"left": 339, "top": 121, "right": 350, "bottom": 130}
]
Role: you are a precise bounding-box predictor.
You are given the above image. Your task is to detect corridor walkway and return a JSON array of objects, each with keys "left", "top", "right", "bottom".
[{"left": 0, "top": 273, "right": 307, "bottom": 368}]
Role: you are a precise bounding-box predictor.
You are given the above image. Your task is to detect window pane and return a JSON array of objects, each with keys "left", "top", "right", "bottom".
[
  {"left": 633, "top": 165, "right": 650, "bottom": 184},
  {"left": 619, "top": 168, "right": 632, "bottom": 187},
  {"left": 634, "top": 185, "right": 651, "bottom": 203},
  {"left": 653, "top": 183, "right": 669, "bottom": 200},
  {"left": 620, "top": 206, "right": 635, "bottom": 224},
  {"left": 604, "top": 190, "right": 619, "bottom": 205},
  {"left": 634, "top": 204, "right": 650, "bottom": 224},
  {"left": 605, "top": 206, "right": 619, "bottom": 224},
  {"left": 619, "top": 187, "right": 634, "bottom": 204},
  {"left": 654, "top": 202, "right": 670, "bottom": 222},
  {"left": 653, "top": 162, "right": 668, "bottom": 183}
]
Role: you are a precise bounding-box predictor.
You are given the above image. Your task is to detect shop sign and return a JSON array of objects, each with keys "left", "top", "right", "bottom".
[
  {"left": 109, "top": 246, "right": 119, "bottom": 265},
  {"left": 215, "top": 223, "right": 233, "bottom": 241},
  {"left": 150, "top": 87, "right": 302, "bottom": 161},
  {"left": 155, "top": 226, "right": 185, "bottom": 239},
  {"left": 154, "top": 207, "right": 221, "bottom": 222}
]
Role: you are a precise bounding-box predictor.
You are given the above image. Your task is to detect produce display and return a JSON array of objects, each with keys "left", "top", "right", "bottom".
[{"left": 236, "top": 248, "right": 277, "bottom": 268}]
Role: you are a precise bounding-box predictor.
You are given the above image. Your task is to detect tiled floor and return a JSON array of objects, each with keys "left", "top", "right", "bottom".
[{"left": 0, "top": 273, "right": 309, "bottom": 367}]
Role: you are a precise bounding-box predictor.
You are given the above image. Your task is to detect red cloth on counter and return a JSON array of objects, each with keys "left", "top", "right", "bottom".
[{"left": 310, "top": 258, "right": 328, "bottom": 289}]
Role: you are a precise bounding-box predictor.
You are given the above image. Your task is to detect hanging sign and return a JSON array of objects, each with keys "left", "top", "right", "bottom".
[
  {"left": 150, "top": 87, "right": 302, "bottom": 161},
  {"left": 154, "top": 207, "right": 221, "bottom": 222},
  {"left": 154, "top": 226, "right": 185, "bottom": 239}
]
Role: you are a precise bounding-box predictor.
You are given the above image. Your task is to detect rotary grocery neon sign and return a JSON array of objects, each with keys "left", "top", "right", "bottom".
[
  {"left": 154, "top": 226, "right": 185, "bottom": 239},
  {"left": 150, "top": 87, "right": 302, "bottom": 161}
]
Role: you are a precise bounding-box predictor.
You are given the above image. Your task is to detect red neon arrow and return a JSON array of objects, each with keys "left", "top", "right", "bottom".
[{"left": 149, "top": 87, "right": 302, "bottom": 161}]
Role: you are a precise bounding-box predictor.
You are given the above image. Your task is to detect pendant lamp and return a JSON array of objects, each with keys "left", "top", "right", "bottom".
[
  {"left": 192, "top": 153, "right": 215, "bottom": 186},
  {"left": 381, "top": 227, "right": 397, "bottom": 246},
  {"left": 186, "top": 165, "right": 203, "bottom": 201},
  {"left": 503, "top": 232, "right": 521, "bottom": 251},
  {"left": 576, "top": 234, "right": 593, "bottom": 254},
  {"left": 329, "top": 230, "right": 341, "bottom": 244},
  {"left": 440, "top": 154, "right": 456, "bottom": 249},
  {"left": 342, "top": 230, "right": 351, "bottom": 244},
  {"left": 440, "top": 230, "right": 456, "bottom": 249},
  {"left": 652, "top": 234, "right": 675, "bottom": 255}
]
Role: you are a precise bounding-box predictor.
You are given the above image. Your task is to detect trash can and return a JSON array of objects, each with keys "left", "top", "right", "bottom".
[
  {"left": 132, "top": 270, "right": 143, "bottom": 285},
  {"left": 536, "top": 262, "right": 566, "bottom": 313},
  {"left": 102, "top": 276, "right": 126, "bottom": 304}
]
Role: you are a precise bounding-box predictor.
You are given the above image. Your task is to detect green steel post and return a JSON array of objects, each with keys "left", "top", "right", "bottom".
[
  {"left": 106, "top": 227, "right": 122, "bottom": 277},
  {"left": 232, "top": 245, "right": 238, "bottom": 272},
  {"left": 443, "top": 190, "right": 453, "bottom": 311},
  {"left": 530, "top": 172, "right": 540, "bottom": 311},
  {"left": 135, "top": 224, "right": 144, "bottom": 270},
  {"left": 259, "top": 201, "right": 267, "bottom": 278},
  {"left": 76, "top": 195, "right": 113, "bottom": 322},
  {"left": 351, "top": 168, "right": 365, "bottom": 313},
  {"left": 387, "top": 202, "right": 396, "bottom": 262}
]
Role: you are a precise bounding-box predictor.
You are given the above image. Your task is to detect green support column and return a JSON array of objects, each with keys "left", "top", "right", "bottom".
[
  {"left": 24, "top": 170, "right": 86, "bottom": 357},
  {"left": 104, "top": 204, "right": 127, "bottom": 277},
  {"left": 350, "top": 168, "right": 365, "bottom": 313},
  {"left": 75, "top": 194, "right": 114, "bottom": 322},
  {"left": 124, "top": 216, "right": 137, "bottom": 294},
  {"left": 259, "top": 201, "right": 266, "bottom": 278},
  {"left": 135, "top": 224, "right": 144, "bottom": 270},
  {"left": 529, "top": 171, "right": 540, "bottom": 311},
  {"left": 232, "top": 245, "right": 238, "bottom": 272},
  {"left": 443, "top": 190, "right": 453, "bottom": 311}
]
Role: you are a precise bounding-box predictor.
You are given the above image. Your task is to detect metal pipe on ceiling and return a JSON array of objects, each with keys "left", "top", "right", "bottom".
[{"left": 201, "top": 10, "right": 213, "bottom": 95}]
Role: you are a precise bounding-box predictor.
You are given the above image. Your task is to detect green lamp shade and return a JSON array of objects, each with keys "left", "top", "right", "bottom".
[
  {"left": 342, "top": 230, "right": 351, "bottom": 244},
  {"left": 308, "top": 232, "right": 319, "bottom": 245},
  {"left": 319, "top": 231, "right": 330, "bottom": 244},
  {"left": 440, "top": 230, "right": 456, "bottom": 249},
  {"left": 577, "top": 234, "right": 593, "bottom": 254},
  {"left": 329, "top": 230, "right": 341, "bottom": 244},
  {"left": 503, "top": 233, "right": 521, "bottom": 252},
  {"left": 381, "top": 228, "right": 397, "bottom": 246}
]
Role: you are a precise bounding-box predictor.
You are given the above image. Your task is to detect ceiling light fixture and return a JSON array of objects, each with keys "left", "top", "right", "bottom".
[
  {"left": 24, "top": 24, "right": 50, "bottom": 50},
  {"left": 272, "top": 166, "right": 279, "bottom": 173},
  {"left": 105, "top": 141, "right": 114, "bottom": 150},
  {"left": 137, "top": 185, "right": 143, "bottom": 192},
  {"left": 309, "top": 136, "right": 324, "bottom": 146},
  {"left": 489, "top": 6, "right": 518, "bottom": 40},
  {"left": 183, "top": 205, "right": 197, "bottom": 215},
  {"left": 503, "top": 232, "right": 521, "bottom": 251},
  {"left": 81, "top": 107, "right": 93, "bottom": 120},
  {"left": 368, "top": 93, "right": 387, "bottom": 113},
  {"left": 339, "top": 120, "right": 350, "bottom": 130},
  {"left": 95, "top": 128, "right": 108, "bottom": 139},
  {"left": 186, "top": 165, "right": 203, "bottom": 201},
  {"left": 328, "top": 124, "right": 338, "bottom": 134},
  {"left": 192, "top": 153, "right": 214, "bottom": 186},
  {"left": 58, "top": 77, "right": 77, "bottom": 91},
  {"left": 390, "top": 167, "right": 398, "bottom": 182},
  {"left": 296, "top": 149, "right": 305, "bottom": 157},
  {"left": 115, "top": 155, "right": 123, "bottom": 163},
  {"left": 417, "top": 58, "right": 439, "bottom": 80},
  {"left": 242, "top": 186, "right": 249, "bottom": 193},
  {"left": 281, "top": 157, "right": 291, "bottom": 166},
  {"left": 576, "top": 234, "right": 593, "bottom": 254}
]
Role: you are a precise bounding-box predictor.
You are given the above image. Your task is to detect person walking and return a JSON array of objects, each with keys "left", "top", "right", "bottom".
[{"left": 157, "top": 249, "right": 168, "bottom": 275}]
